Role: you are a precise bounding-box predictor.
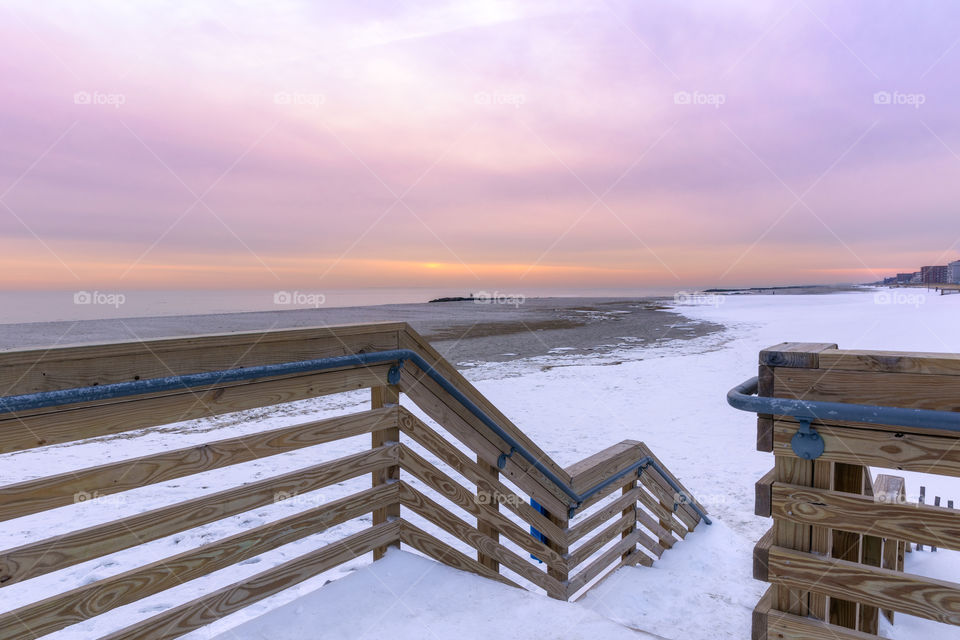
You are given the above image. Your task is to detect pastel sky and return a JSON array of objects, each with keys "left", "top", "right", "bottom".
[{"left": 2, "top": 0, "right": 960, "bottom": 291}]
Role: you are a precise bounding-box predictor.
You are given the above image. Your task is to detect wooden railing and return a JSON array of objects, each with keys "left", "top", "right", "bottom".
[
  {"left": 0, "top": 322, "right": 706, "bottom": 639},
  {"left": 749, "top": 342, "right": 960, "bottom": 639}
]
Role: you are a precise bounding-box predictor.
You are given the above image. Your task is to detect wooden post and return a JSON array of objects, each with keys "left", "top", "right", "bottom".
[
  {"left": 544, "top": 508, "right": 568, "bottom": 600},
  {"left": 758, "top": 343, "right": 837, "bottom": 619},
  {"left": 809, "top": 460, "right": 833, "bottom": 620},
  {"left": 371, "top": 384, "right": 401, "bottom": 560},
  {"left": 477, "top": 456, "right": 500, "bottom": 572},
  {"left": 622, "top": 482, "right": 636, "bottom": 561},
  {"left": 830, "top": 462, "right": 863, "bottom": 630}
]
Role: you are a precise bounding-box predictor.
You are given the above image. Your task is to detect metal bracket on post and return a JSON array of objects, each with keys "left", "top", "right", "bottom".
[
  {"left": 387, "top": 359, "right": 405, "bottom": 385},
  {"left": 790, "top": 417, "right": 824, "bottom": 460},
  {"left": 497, "top": 446, "right": 516, "bottom": 470}
]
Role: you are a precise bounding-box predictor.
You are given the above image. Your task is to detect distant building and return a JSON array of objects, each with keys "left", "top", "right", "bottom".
[
  {"left": 950, "top": 260, "right": 960, "bottom": 284},
  {"left": 896, "top": 273, "right": 914, "bottom": 284},
  {"left": 912, "top": 271, "right": 923, "bottom": 284},
  {"left": 883, "top": 276, "right": 897, "bottom": 285},
  {"left": 921, "top": 265, "right": 949, "bottom": 284}
]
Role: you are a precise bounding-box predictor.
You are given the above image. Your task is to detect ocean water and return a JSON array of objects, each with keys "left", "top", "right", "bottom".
[{"left": 0, "top": 287, "right": 677, "bottom": 324}]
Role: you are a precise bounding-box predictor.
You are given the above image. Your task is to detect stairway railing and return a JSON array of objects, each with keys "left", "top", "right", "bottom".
[{"left": 0, "top": 322, "right": 708, "bottom": 639}]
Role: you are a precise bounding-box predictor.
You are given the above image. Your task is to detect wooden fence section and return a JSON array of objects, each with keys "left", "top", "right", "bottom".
[
  {"left": 0, "top": 322, "right": 707, "bottom": 639},
  {"left": 752, "top": 342, "right": 960, "bottom": 639}
]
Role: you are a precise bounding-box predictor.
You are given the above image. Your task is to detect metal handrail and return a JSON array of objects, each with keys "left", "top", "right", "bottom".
[
  {"left": 727, "top": 376, "right": 960, "bottom": 433},
  {"left": 0, "top": 348, "right": 711, "bottom": 522}
]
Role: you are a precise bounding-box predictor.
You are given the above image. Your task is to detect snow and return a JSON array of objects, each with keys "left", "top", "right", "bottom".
[
  {"left": 4, "top": 288, "right": 960, "bottom": 639},
  {"left": 213, "top": 549, "right": 655, "bottom": 640}
]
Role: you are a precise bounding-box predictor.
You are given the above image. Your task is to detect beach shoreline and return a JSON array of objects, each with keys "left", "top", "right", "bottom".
[{"left": 0, "top": 296, "right": 725, "bottom": 367}]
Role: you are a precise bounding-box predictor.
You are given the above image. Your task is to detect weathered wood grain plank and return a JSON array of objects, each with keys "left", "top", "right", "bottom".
[
  {"left": 396, "top": 407, "right": 563, "bottom": 542},
  {"left": 818, "top": 348, "right": 960, "bottom": 376},
  {"left": 98, "top": 521, "right": 401, "bottom": 640},
  {"left": 756, "top": 467, "right": 775, "bottom": 517},
  {"left": 396, "top": 446, "right": 562, "bottom": 565},
  {"left": 398, "top": 519, "right": 517, "bottom": 588},
  {"left": 767, "top": 609, "right": 888, "bottom": 640},
  {"left": 0, "top": 365, "right": 393, "bottom": 453},
  {"left": 396, "top": 366, "right": 570, "bottom": 516},
  {"left": 772, "top": 420, "right": 960, "bottom": 477},
  {"left": 760, "top": 342, "right": 838, "bottom": 368},
  {"left": 0, "top": 408, "right": 396, "bottom": 522},
  {"left": 0, "top": 324, "right": 402, "bottom": 395},
  {"left": 773, "top": 455, "right": 812, "bottom": 616},
  {"left": 398, "top": 328, "right": 569, "bottom": 484},
  {"left": 0, "top": 445, "right": 398, "bottom": 586},
  {"left": 769, "top": 545, "right": 960, "bottom": 626},
  {"left": 371, "top": 384, "right": 401, "bottom": 560},
  {"left": 771, "top": 482, "right": 960, "bottom": 552},
  {"left": 774, "top": 368, "right": 960, "bottom": 414},
  {"left": 0, "top": 484, "right": 398, "bottom": 640},
  {"left": 566, "top": 529, "right": 652, "bottom": 596},
  {"left": 398, "top": 484, "right": 561, "bottom": 594}
]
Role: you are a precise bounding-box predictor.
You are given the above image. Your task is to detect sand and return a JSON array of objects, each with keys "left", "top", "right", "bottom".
[{"left": 0, "top": 297, "right": 723, "bottom": 366}]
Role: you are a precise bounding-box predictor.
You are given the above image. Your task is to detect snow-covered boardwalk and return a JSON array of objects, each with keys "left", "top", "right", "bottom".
[{"left": 2, "top": 290, "right": 960, "bottom": 640}]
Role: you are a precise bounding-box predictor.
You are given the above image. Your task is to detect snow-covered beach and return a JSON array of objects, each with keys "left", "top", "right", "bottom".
[{"left": 3, "top": 288, "right": 958, "bottom": 639}]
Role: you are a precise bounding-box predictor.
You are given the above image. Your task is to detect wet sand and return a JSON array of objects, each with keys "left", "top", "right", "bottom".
[{"left": 0, "top": 297, "right": 723, "bottom": 366}]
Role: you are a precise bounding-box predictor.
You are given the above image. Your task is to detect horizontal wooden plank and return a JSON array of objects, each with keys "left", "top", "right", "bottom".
[
  {"left": 100, "top": 520, "right": 401, "bottom": 640},
  {"left": 0, "top": 444, "right": 398, "bottom": 586},
  {"left": 819, "top": 348, "right": 960, "bottom": 376},
  {"left": 570, "top": 486, "right": 641, "bottom": 544},
  {"left": 568, "top": 513, "right": 636, "bottom": 569},
  {"left": 756, "top": 467, "right": 775, "bottom": 518},
  {"left": 0, "top": 365, "right": 393, "bottom": 453},
  {"left": 636, "top": 442, "right": 705, "bottom": 525},
  {"left": 771, "top": 482, "right": 960, "bottom": 552},
  {"left": 767, "top": 609, "right": 885, "bottom": 640},
  {"left": 772, "top": 420, "right": 960, "bottom": 477},
  {"left": 760, "top": 343, "right": 838, "bottom": 368},
  {"left": 754, "top": 527, "right": 773, "bottom": 581},
  {"left": 398, "top": 484, "right": 562, "bottom": 594},
  {"left": 0, "top": 484, "right": 398, "bottom": 640},
  {"left": 398, "top": 519, "right": 517, "bottom": 588},
  {"left": 395, "top": 445, "right": 562, "bottom": 565},
  {"left": 396, "top": 407, "right": 564, "bottom": 542},
  {"left": 638, "top": 471, "right": 696, "bottom": 532},
  {"left": 768, "top": 544, "right": 960, "bottom": 625},
  {"left": 774, "top": 367, "right": 960, "bottom": 414},
  {"left": 397, "top": 367, "right": 570, "bottom": 516},
  {"left": 567, "top": 440, "right": 643, "bottom": 495},
  {"left": 752, "top": 586, "right": 772, "bottom": 640},
  {"left": 0, "top": 407, "right": 396, "bottom": 522},
  {"left": 0, "top": 323, "right": 402, "bottom": 395},
  {"left": 399, "top": 328, "right": 570, "bottom": 484},
  {"left": 566, "top": 529, "right": 652, "bottom": 596}
]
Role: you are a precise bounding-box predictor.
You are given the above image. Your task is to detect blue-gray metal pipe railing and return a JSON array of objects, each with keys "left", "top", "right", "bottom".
[
  {"left": 0, "top": 348, "right": 711, "bottom": 523},
  {"left": 727, "top": 376, "right": 960, "bottom": 433}
]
